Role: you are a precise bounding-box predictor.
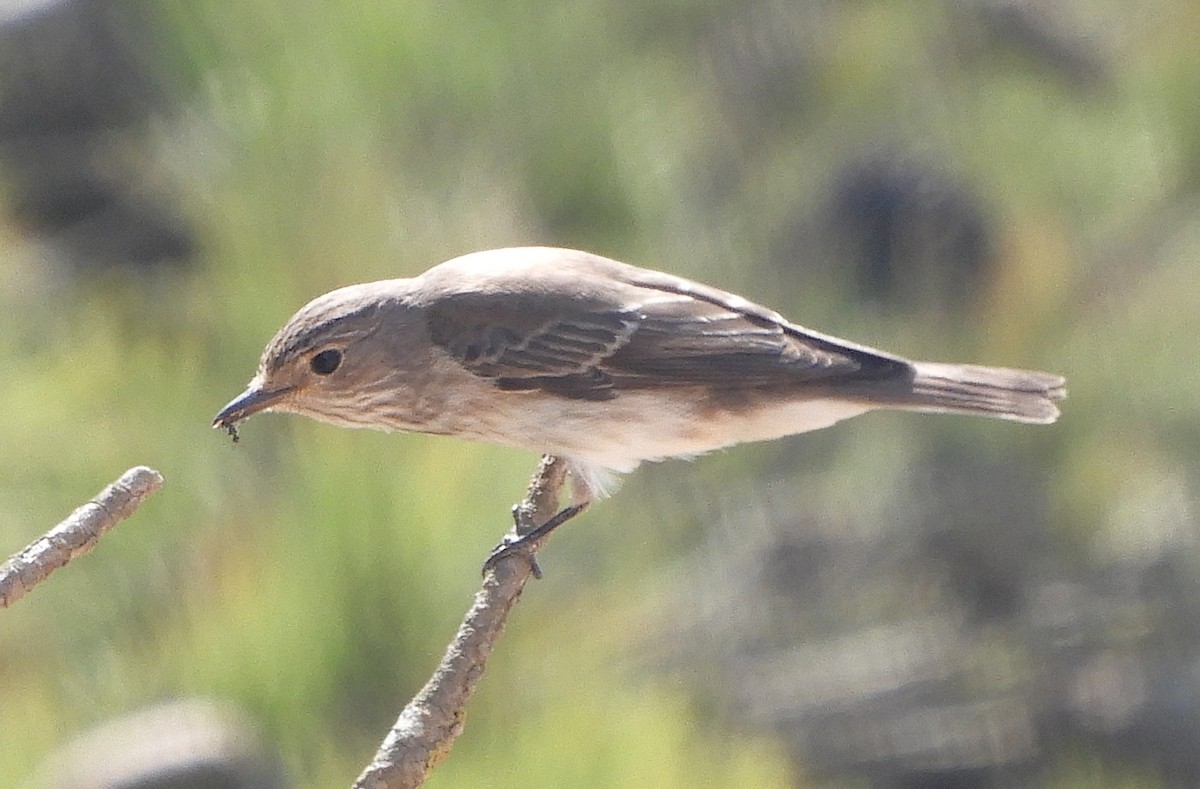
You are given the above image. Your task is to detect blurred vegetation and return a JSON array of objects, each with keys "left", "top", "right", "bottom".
[{"left": 1, "top": 0, "right": 1199, "bottom": 786}]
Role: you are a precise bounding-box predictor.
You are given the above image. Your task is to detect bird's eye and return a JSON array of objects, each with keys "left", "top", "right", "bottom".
[{"left": 310, "top": 349, "right": 343, "bottom": 375}]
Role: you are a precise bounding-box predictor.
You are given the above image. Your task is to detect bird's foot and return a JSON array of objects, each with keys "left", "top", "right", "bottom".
[{"left": 482, "top": 503, "right": 587, "bottom": 578}]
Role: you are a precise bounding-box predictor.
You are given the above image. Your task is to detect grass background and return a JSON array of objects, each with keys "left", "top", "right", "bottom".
[{"left": 3, "top": 1, "right": 1200, "bottom": 786}]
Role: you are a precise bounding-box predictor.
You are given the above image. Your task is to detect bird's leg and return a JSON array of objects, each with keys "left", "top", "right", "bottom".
[{"left": 481, "top": 455, "right": 590, "bottom": 578}]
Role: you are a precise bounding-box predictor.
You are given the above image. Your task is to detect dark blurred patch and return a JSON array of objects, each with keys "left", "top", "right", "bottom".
[
  {"left": 951, "top": 0, "right": 1111, "bottom": 90},
  {"left": 29, "top": 699, "right": 290, "bottom": 789},
  {"left": 0, "top": 0, "right": 195, "bottom": 273},
  {"left": 669, "top": 445, "right": 1200, "bottom": 786},
  {"left": 5, "top": 149, "right": 195, "bottom": 268},
  {"left": 0, "top": 0, "right": 166, "bottom": 139},
  {"left": 825, "top": 155, "right": 996, "bottom": 313}
]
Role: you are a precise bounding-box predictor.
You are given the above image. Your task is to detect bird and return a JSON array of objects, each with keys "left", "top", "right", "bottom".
[{"left": 214, "top": 246, "right": 1065, "bottom": 518}]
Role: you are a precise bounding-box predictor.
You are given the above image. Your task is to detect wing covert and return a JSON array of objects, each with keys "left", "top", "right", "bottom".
[{"left": 424, "top": 260, "right": 906, "bottom": 399}]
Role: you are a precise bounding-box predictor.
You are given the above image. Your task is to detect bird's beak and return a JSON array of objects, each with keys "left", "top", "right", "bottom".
[{"left": 212, "top": 382, "right": 294, "bottom": 429}]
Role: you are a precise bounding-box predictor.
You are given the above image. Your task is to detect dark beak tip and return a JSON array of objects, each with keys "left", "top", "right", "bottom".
[
  {"left": 211, "top": 404, "right": 242, "bottom": 430},
  {"left": 213, "top": 384, "right": 283, "bottom": 430}
]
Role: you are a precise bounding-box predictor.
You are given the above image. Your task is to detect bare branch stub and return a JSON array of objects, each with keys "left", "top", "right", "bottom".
[
  {"left": 352, "top": 455, "right": 569, "bottom": 789},
  {"left": 0, "top": 466, "right": 164, "bottom": 609},
  {"left": 514, "top": 454, "right": 569, "bottom": 534}
]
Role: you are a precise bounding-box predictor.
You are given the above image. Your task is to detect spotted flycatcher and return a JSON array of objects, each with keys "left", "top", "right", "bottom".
[{"left": 215, "top": 247, "right": 1065, "bottom": 509}]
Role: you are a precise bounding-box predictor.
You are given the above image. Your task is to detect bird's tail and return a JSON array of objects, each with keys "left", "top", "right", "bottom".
[{"left": 897, "top": 362, "right": 1066, "bottom": 424}]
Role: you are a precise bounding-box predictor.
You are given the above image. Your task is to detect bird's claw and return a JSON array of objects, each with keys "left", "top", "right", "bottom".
[
  {"left": 481, "top": 503, "right": 587, "bottom": 579},
  {"left": 484, "top": 532, "right": 544, "bottom": 579}
]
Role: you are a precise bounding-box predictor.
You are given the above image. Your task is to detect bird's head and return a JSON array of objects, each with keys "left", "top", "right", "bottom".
[{"left": 213, "top": 281, "right": 421, "bottom": 433}]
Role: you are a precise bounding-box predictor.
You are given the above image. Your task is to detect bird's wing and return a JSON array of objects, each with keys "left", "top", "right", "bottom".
[
  {"left": 604, "top": 285, "right": 871, "bottom": 383},
  {"left": 427, "top": 293, "right": 638, "bottom": 399},
  {"left": 426, "top": 269, "right": 907, "bottom": 400},
  {"left": 427, "top": 290, "right": 902, "bottom": 402}
]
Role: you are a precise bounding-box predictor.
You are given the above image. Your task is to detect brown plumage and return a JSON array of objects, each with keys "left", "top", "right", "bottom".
[{"left": 214, "top": 247, "right": 1065, "bottom": 505}]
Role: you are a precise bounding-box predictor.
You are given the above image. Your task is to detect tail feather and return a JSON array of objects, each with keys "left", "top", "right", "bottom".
[{"left": 904, "top": 362, "right": 1066, "bottom": 424}]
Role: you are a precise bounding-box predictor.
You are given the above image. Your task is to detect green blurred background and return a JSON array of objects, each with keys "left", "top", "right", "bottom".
[{"left": 2, "top": 0, "right": 1199, "bottom": 786}]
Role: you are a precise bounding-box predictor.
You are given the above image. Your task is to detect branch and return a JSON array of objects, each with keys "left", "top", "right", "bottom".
[
  {"left": 0, "top": 466, "right": 164, "bottom": 609},
  {"left": 352, "top": 455, "right": 569, "bottom": 789}
]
